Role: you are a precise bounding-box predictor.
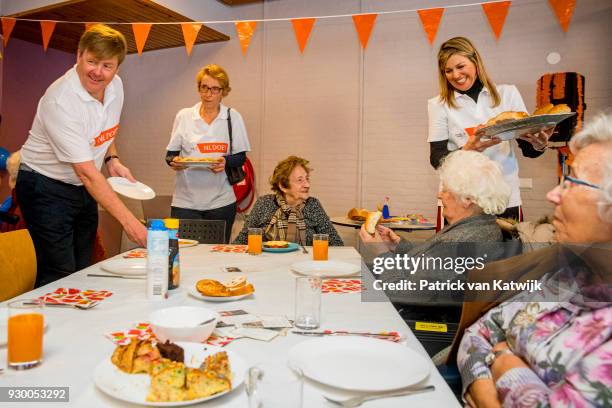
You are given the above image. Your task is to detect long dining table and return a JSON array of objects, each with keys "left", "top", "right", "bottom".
[{"left": 0, "top": 244, "right": 460, "bottom": 407}]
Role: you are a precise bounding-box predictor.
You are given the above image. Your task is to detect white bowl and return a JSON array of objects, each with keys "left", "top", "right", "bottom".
[{"left": 149, "top": 306, "right": 218, "bottom": 343}]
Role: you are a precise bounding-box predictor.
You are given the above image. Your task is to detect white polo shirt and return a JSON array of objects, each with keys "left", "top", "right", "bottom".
[
  {"left": 167, "top": 102, "right": 251, "bottom": 211},
  {"left": 20, "top": 66, "right": 123, "bottom": 186},
  {"left": 427, "top": 84, "right": 527, "bottom": 208}
]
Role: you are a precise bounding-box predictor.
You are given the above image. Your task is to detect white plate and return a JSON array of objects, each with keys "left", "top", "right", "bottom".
[
  {"left": 288, "top": 336, "right": 429, "bottom": 392},
  {"left": 0, "top": 309, "right": 49, "bottom": 347},
  {"left": 94, "top": 342, "right": 247, "bottom": 406},
  {"left": 178, "top": 239, "right": 199, "bottom": 248},
  {"left": 290, "top": 260, "right": 360, "bottom": 278},
  {"left": 187, "top": 286, "right": 253, "bottom": 302},
  {"left": 108, "top": 177, "right": 156, "bottom": 200},
  {"left": 101, "top": 258, "right": 147, "bottom": 276}
]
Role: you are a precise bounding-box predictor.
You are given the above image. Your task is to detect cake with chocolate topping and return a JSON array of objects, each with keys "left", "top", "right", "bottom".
[{"left": 157, "top": 340, "right": 184, "bottom": 363}]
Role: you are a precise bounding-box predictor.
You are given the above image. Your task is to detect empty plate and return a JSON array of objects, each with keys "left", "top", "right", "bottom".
[
  {"left": 101, "top": 258, "right": 147, "bottom": 276},
  {"left": 290, "top": 260, "right": 360, "bottom": 278},
  {"left": 108, "top": 177, "right": 156, "bottom": 200},
  {"left": 288, "top": 336, "right": 430, "bottom": 392}
]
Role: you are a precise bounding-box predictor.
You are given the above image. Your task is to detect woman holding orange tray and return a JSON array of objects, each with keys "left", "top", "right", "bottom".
[
  {"left": 165, "top": 64, "right": 250, "bottom": 243},
  {"left": 428, "top": 37, "right": 554, "bottom": 225}
]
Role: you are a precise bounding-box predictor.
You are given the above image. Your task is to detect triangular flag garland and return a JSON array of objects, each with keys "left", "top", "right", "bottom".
[
  {"left": 180, "top": 23, "right": 202, "bottom": 56},
  {"left": 235, "top": 21, "right": 257, "bottom": 55},
  {"left": 40, "top": 21, "right": 56, "bottom": 52},
  {"left": 417, "top": 8, "right": 445, "bottom": 45},
  {"left": 291, "top": 18, "right": 316, "bottom": 54},
  {"left": 352, "top": 14, "right": 377, "bottom": 49},
  {"left": 132, "top": 23, "right": 152, "bottom": 55},
  {"left": 0, "top": 1, "right": 580, "bottom": 55},
  {"left": 1, "top": 17, "right": 16, "bottom": 48},
  {"left": 548, "top": 0, "right": 576, "bottom": 32},
  {"left": 482, "top": 1, "right": 511, "bottom": 40}
]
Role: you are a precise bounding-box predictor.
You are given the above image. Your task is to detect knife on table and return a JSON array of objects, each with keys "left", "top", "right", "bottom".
[{"left": 87, "top": 273, "right": 145, "bottom": 280}]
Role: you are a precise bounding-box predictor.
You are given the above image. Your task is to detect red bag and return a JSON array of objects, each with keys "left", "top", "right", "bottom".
[{"left": 233, "top": 157, "right": 255, "bottom": 213}]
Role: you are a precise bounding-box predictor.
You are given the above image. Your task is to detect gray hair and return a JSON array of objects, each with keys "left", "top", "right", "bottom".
[
  {"left": 570, "top": 112, "right": 612, "bottom": 223},
  {"left": 6, "top": 150, "right": 21, "bottom": 190},
  {"left": 439, "top": 150, "right": 510, "bottom": 215}
]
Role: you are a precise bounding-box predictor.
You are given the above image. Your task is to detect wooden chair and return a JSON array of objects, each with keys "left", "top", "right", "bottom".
[{"left": 0, "top": 229, "right": 37, "bottom": 301}]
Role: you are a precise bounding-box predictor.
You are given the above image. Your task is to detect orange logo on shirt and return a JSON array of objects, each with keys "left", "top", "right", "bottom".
[
  {"left": 94, "top": 124, "right": 119, "bottom": 147},
  {"left": 197, "top": 142, "right": 228, "bottom": 154}
]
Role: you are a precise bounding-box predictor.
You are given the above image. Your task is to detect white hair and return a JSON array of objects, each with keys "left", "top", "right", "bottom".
[
  {"left": 439, "top": 150, "right": 510, "bottom": 215},
  {"left": 570, "top": 112, "right": 612, "bottom": 223}
]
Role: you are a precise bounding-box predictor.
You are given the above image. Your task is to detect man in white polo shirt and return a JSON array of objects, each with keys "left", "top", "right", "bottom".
[{"left": 16, "top": 25, "right": 147, "bottom": 286}]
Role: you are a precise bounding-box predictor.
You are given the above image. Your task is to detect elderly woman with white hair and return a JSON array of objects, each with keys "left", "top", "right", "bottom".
[
  {"left": 454, "top": 112, "right": 612, "bottom": 408},
  {"left": 360, "top": 149, "right": 510, "bottom": 254}
]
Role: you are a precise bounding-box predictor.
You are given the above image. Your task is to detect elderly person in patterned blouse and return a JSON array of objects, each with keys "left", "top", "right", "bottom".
[
  {"left": 233, "top": 156, "right": 343, "bottom": 246},
  {"left": 457, "top": 113, "right": 612, "bottom": 408}
]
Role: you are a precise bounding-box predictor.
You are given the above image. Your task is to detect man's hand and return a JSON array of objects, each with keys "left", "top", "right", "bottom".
[
  {"left": 209, "top": 156, "right": 226, "bottom": 173},
  {"left": 123, "top": 218, "right": 147, "bottom": 248},
  {"left": 107, "top": 158, "right": 137, "bottom": 182}
]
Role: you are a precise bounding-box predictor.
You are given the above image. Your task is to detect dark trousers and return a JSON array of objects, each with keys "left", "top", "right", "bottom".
[
  {"left": 171, "top": 202, "right": 236, "bottom": 244},
  {"left": 15, "top": 169, "right": 98, "bottom": 287}
]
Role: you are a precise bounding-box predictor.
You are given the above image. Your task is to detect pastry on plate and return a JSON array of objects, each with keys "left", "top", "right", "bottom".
[{"left": 263, "top": 240, "right": 289, "bottom": 248}]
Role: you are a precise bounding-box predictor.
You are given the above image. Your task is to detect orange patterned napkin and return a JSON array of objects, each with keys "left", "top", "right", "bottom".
[
  {"left": 39, "top": 288, "right": 112, "bottom": 306},
  {"left": 210, "top": 244, "right": 248, "bottom": 253},
  {"left": 106, "top": 323, "right": 236, "bottom": 347},
  {"left": 322, "top": 279, "right": 364, "bottom": 294}
]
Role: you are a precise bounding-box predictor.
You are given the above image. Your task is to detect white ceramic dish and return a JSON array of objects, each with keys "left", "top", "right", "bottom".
[
  {"left": 290, "top": 260, "right": 360, "bottom": 278},
  {"left": 108, "top": 177, "right": 156, "bottom": 200},
  {"left": 94, "top": 342, "right": 247, "bottom": 406},
  {"left": 149, "top": 306, "right": 218, "bottom": 343},
  {"left": 0, "top": 308, "right": 49, "bottom": 347},
  {"left": 288, "top": 336, "right": 430, "bottom": 392},
  {"left": 101, "top": 258, "right": 147, "bottom": 276},
  {"left": 187, "top": 286, "right": 253, "bottom": 302},
  {"left": 178, "top": 239, "right": 199, "bottom": 248}
]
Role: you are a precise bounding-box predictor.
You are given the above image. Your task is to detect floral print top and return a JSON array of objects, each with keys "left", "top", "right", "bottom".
[{"left": 457, "top": 275, "right": 611, "bottom": 407}]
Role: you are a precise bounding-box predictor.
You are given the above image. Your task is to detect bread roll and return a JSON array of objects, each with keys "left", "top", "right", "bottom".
[
  {"left": 365, "top": 211, "right": 382, "bottom": 234},
  {"left": 485, "top": 111, "right": 529, "bottom": 126},
  {"left": 348, "top": 208, "right": 369, "bottom": 221},
  {"left": 548, "top": 104, "right": 571, "bottom": 114},
  {"left": 533, "top": 103, "right": 554, "bottom": 115}
]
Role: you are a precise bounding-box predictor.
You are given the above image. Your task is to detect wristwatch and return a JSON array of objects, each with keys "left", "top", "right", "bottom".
[
  {"left": 104, "top": 155, "right": 119, "bottom": 164},
  {"left": 485, "top": 349, "right": 514, "bottom": 367}
]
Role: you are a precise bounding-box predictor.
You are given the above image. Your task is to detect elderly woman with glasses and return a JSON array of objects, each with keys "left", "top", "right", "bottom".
[
  {"left": 165, "top": 64, "right": 250, "bottom": 243},
  {"left": 454, "top": 113, "right": 612, "bottom": 408},
  {"left": 233, "top": 156, "right": 343, "bottom": 246}
]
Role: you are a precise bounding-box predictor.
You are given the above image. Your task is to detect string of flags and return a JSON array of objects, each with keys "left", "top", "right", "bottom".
[{"left": 0, "top": 0, "right": 576, "bottom": 57}]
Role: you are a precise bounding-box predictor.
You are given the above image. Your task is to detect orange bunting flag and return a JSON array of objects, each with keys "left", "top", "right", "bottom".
[
  {"left": 40, "top": 21, "right": 56, "bottom": 52},
  {"left": 291, "top": 18, "right": 316, "bottom": 54},
  {"left": 482, "top": 1, "right": 511, "bottom": 40},
  {"left": 180, "top": 23, "right": 202, "bottom": 56},
  {"left": 548, "top": 0, "right": 576, "bottom": 32},
  {"left": 417, "top": 8, "right": 444, "bottom": 45},
  {"left": 1, "top": 17, "right": 17, "bottom": 48},
  {"left": 351, "top": 14, "right": 377, "bottom": 49},
  {"left": 132, "top": 23, "right": 152, "bottom": 55},
  {"left": 235, "top": 21, "right": 257, "bottom": 55}
]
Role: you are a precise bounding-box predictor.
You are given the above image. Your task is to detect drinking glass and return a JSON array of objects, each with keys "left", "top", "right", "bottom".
[
  {"left": 246, "top": 362, "right": 303, "bottom": 408},
  {"left": 8, "top": 299, "right": 44, "bottom": 370},
  {"left": 248, "top": 228, "right": 263, "bottom": 255},
  {"left": 294, "top": 276, "right": 322, "bottom": 330},
  {"left": 312, "top": 233, "right": 328, "bottom": 261}
]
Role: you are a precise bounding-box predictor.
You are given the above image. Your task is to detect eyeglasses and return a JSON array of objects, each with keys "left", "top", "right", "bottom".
[
  {"left": 291, "top": 176, "right": 310, "bottom": 185},
  {"left": 560, "top": 165, "right": 602, "bottom": 191},
  {"left": 199, "top": 85, "right": 223, "bottom": 95}
]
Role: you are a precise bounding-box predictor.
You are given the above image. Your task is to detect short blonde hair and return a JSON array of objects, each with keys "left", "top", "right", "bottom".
[
  {"left": 196, "top": 64, "right": 231, "bottom": 97},
  {"left": 269, "top": 156, "right": 312, "bottom": 195},
  {"left": 437, "top": 37, "right": 500, "bottom": 109},
  {"left": 6, "top": 150, "right": 21, "bottom": 189},
  {"left": 78, "top": 24, "right": 127, "bottom": 65},
  {"left": 439, "top": 150, "right": 510, "bottom": 215}
]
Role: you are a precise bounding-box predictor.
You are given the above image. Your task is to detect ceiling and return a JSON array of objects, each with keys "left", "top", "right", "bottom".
[{"left": 1, "top": 0, "right": 230, "bottom": 54}]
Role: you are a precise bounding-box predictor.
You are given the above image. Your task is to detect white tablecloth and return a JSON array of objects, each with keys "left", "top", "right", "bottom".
[{"left": 1, "top": 245, "right": 460, "bottom": 407}]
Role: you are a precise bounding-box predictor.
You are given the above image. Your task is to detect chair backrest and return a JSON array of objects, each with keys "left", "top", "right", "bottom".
[
  {"left": 142, "top": 195, "right": 173, "bottom": 220},
  {"left": 179, "top": 219, "right": 226, "bottom": 244},
  {"left": 0, "top": 229, "right": 37, "bottom": 301}
]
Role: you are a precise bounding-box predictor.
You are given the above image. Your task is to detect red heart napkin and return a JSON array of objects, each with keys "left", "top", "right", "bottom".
[{"left": 322, "top": 279, "right": 364, "bottom": 294}]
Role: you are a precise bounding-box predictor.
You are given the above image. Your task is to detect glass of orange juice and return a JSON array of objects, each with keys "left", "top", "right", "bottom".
[
  {"left": 313, "top": 234, "right": 328, "bottom": 261},
  {"left": 248, "top": 228, "right": 263, "bottom": 255},
  {"left": 8, "top": 299, "right": 44, "bottom": 370}
]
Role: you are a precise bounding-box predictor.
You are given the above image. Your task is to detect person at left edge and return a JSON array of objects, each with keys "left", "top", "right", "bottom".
[
  {"left": 165, "top": 64, "right": 251, "bottom": 243},
  {"left": 16, "top": 24, "right": 147, "bottom": 287}
]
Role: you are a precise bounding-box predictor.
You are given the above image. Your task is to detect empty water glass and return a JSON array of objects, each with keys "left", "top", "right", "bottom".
[{"left": 294, "top": 276, "right": 322, "bottom": 330}]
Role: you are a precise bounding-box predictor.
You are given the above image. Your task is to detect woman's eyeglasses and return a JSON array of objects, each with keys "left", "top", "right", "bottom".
[
  {"left": 199, "top": 85, "right": 223, "bottom": 95},
  {"left": 560, "top": 165, "right": 601, "bottom": 191}
]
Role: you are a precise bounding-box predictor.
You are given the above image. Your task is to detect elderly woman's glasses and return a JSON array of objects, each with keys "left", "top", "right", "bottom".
[
  {"left": 292, "top": 176, "right": 310, "bottom": 185},
  {"left": 560, "top": 165, "right": 601, "bottom": 191},
  {"left": 199, "top": 85, "right": 223, "bottom": 95}
]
